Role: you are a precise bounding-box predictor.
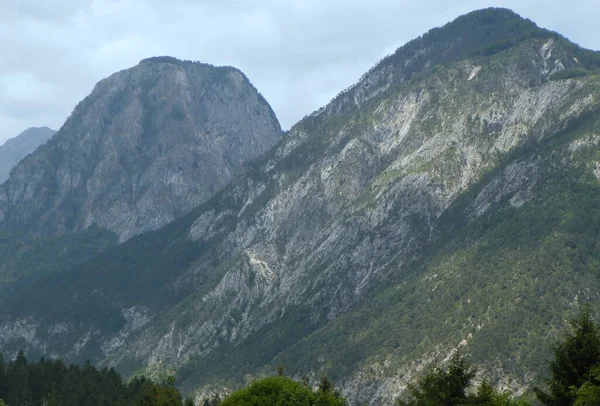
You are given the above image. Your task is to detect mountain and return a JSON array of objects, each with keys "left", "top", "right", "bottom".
[
  {"left": 1, "top": 8, "right": 600, "bottom": 405},
  {"left": 0, "top": 57, "right": 282, "bottom": 242},
  {"left": 0, "top": 127, "right": 55, "bottom": 184}
]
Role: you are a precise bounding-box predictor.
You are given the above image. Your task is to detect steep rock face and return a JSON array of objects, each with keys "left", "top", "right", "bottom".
[
  {"left": 0, "top": 127, "right": 55, "bottom": 183},
  {"left": 112, "top": 22, "right": 598, "bottom": 375},
  {"left": 1, "top": 8, "right": 600, "bottom": 405},
  {"left": 0, "top": 57, "right": 281, "bottom": 240}
]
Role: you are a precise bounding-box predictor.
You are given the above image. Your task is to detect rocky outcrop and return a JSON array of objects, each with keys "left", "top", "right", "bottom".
[
  {"left": 0, "top": 127, "right": 55, "bottom": 184},
  {"left": 0, "top": 57, "right": 281, "bottom": 240}
]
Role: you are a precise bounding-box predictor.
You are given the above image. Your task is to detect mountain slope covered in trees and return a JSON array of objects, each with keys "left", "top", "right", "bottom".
[{"left": 0, "top": 7, "right": 599, "bottom": 405}]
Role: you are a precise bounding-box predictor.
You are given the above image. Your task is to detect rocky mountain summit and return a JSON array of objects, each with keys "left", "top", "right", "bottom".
[
  {"left": 1, "top": 8, "right": 600, "bottom": 406},
  {"left": 0, "top": 57, "right": 281, "bottom": 241},
  {"left": 0, "top": 127, "right": 55, "bottom": 184}
]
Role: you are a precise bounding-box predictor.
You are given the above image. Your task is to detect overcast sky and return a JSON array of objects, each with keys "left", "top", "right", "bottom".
[{"left": 1, "top": 0, "right": 599, "bottom": 144}]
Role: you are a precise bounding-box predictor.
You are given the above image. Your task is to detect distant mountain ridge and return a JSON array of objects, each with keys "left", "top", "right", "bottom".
[
  {"left": 0, "top": 127, "right": 55, "bottom": 183},
  {"left": 0, "top": 58, "right": 282, "bottom": 241},
  {"left": 1, "top": 8, "right": 600, "bottom": 406}
]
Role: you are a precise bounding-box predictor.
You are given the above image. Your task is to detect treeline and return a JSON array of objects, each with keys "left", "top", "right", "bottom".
[
  {"left": 0, "top": 353, "right": 190, "bottom": 406},
  {"left": 2, "top": 309, "right": 600, "bottom": 405}
]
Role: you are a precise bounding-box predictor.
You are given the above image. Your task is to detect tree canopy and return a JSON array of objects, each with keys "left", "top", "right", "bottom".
[
  {"left": 0, "top": 352, "right": 188, "bottom": 406},
  {"left": 219, "top": 376, "right": 347, "bottom": 406}
]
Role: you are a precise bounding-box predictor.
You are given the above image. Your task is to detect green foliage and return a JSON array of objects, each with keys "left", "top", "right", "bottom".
[
  {"left": 398, "top": 352, "right": 475, "bottom": 406},
  {"left": 0, "top": 224, "right": 117, "bottom": 285},
  {"left": 0, "top": 355, "right": 5, "bottom": 403},
  {"left": 397, "top": 352, "right": 528, "bottom": 406},
  {"left": 381, "top": 8, "right": 559, "bottom": 81},
  {"left": 138, "top": 384, "right": 183, "bottom": 406},
  {"left": 535, "top": 309, "right": 600, "bottom": 405},
  {"left": 0, "top": 206, "right": 215, "bottom": 346},
  {"left": 474, "top": 381, "right": 531, "bottom": 406},
  {"left": 574, "top": 370, "right": 600, "bottom": 406},
  {"left": 219, "top": 376, "right": 347, "bottom": 406},
  {"left": 0, "top": 351, "right": 184, "bottom": 406}
]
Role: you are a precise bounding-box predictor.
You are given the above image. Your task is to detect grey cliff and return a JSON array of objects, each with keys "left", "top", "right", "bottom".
[
  {"left": 0, "top": 57, "right": 282, "bottom": 241},
  {"left": 0, "top": 127, "right": 55, "bottom": 184}
]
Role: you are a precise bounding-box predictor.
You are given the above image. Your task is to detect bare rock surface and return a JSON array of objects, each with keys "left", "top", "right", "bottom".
[{"left": 0, "top": 57, "right": 281, "bottom": 240}]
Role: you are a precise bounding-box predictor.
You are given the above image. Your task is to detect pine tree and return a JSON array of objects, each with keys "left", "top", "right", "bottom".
[
  {"left": 0, "top": 353, "right": 6, "bottom": 401},
  {"left": 398, "top": 351, "right": 476, "bottom": 406},
  {"left": 535, "top": 307, "right": 600, "bottom": 405},
  {"left": 6, "top": 351, "right": 30, "bottom": 406}
]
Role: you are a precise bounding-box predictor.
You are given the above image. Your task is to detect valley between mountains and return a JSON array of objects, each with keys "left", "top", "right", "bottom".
[{"left": 1, "top": 7, "right": 600, "bottom": 405}]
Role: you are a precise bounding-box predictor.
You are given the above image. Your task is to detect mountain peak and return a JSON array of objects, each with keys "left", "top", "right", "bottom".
[
  {"left": 139, "top": 55, "right": 184, "bottom": 65},
  {"left": 137, "top": 56, "right": 226, "bottom": 70},
  {"left": 0, "top": 59, "right": 282, "bottom": 240},
  {"left": 137, "top": 56, "right": 241, "bottom": 74},
  {"left": 387, "top": 7, "right": 551, "bottom": 69},
  {"left": 0, "top": 127, "right": 55, "bottom": 183},
  {"left": 448, "top": 7, "right": 534, "bottom": 28},
  {"left": 304, "top": 7, "right": 600, "bottom": 129}
]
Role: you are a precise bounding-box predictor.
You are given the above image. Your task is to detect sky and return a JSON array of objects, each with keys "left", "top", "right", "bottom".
[{"left": 1, "top": 0, "right": 599, "bottom": 144}]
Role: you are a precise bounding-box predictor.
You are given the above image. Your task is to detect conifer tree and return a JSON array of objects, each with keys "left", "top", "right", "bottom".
[
  {"left": 535, "top": 307, "right": 600, "bottom": 405},
  {"left": 6, "top": 351, "right": 30, "bottom": 406},
  {"left": 0, "top": 353, "right": 5, "bottom": 401}
]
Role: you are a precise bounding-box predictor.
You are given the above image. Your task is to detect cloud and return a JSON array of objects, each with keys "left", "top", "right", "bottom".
[{"left": 1, "top": 0, "right": 599, "bottom": 143}]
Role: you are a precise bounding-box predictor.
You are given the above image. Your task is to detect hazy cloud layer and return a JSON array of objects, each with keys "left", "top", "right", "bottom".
[{"left": 1, "top": 0, "right": 599, "bottom": 142}]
